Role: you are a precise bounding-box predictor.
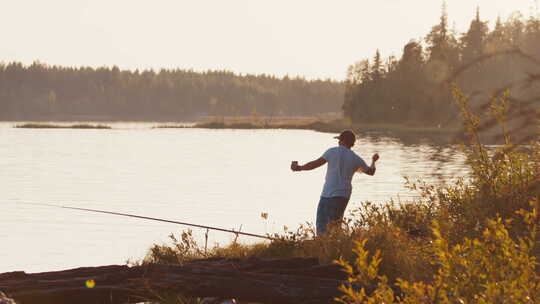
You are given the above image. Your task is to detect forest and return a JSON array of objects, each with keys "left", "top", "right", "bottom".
[
  {"left": 1, "top": 5, "right": 539, "bottom": 130},
  {"left": 0, "top": 64, "right": 343, "bottom": 121},
  {"left": 343, "top": 5, "right": 540, "bottom": 130}
]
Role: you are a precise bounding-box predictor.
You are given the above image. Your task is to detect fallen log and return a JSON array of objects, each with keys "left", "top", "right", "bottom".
[{"left": 0, "top": 257, "right": 350, "bottom": 304}]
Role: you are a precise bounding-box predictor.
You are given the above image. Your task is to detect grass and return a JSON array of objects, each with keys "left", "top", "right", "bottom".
[{"left": 15, "top": 123, "right": 111, "bottom": 129}]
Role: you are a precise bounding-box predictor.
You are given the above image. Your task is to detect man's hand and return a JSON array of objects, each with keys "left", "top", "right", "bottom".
[
  {"left": 291, "top": 161, "right": 300, "bottom": 171},
  {"left": 291, "top": 158, "right": 326, "bottom": 172},
  {"left": 372, "top": 153, "right": 379, "bottom": 162}
]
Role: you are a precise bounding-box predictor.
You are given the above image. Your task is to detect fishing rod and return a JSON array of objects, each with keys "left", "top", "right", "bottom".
[{"left": 19, "top": 202, "right": 275, "bottom": 241}]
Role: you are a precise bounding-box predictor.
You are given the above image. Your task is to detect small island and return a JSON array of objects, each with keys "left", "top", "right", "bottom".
[{"left": 14, "top": 123, "right": 111, "bottom": 129}]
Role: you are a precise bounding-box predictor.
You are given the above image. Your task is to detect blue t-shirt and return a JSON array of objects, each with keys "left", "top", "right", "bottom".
[{"left": 320, "top": 146, "right": 369, "bottom": 198}]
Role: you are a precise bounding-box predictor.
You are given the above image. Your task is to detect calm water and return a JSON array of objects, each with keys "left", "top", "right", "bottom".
[{"left": 0, "top": 122, "right": 466, "bottom": 273}]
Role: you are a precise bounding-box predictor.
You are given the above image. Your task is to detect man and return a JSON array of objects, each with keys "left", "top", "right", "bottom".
[{"left": 290, "top": 130, "right": 379, "bottom": 235}]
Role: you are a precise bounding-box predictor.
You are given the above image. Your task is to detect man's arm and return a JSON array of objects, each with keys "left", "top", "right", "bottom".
[
  {"left": 363, "top": 161, "right": 376, "bottom": 176},
  {"left": 291, "top": 157, "right": 327, "bottom": 171},
  {"left": 357, "top": 153, "right": 379, "bottom": 176}
]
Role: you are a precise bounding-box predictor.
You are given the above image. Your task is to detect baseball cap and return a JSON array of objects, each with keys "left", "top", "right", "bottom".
[{"left": 334, "top": 130, "right": 356, "bottom": 145}]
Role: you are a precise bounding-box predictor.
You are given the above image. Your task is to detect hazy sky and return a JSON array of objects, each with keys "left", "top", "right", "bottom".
[{"left": 0, "top": 1, "right": 537, "bottom": 80}]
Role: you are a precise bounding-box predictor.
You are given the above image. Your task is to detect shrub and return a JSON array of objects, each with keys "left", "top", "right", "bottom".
[{"left": 335, "top": 204, "right": 540, "bottom": 304}]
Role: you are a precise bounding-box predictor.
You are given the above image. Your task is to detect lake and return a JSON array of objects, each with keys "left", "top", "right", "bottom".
[{"left": 0, "top": 122, "right": 466, "bottom": 273}]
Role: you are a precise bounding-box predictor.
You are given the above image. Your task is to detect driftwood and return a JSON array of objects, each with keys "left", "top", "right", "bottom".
[{"left": 0, "top": 257, "right": 351, "bottom": 304}]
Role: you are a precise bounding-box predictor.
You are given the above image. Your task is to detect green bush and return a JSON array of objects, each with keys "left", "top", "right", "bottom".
[{"left": 335, "top": 204, "right": 540, "bottom": 304}]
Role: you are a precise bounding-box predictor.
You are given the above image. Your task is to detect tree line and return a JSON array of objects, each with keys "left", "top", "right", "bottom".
[
  {"left": 343, "top": 4, "right": 540, "bottom": 129},
  {"left": 0, "top": 64, "right": 344, "bottom": 121}
]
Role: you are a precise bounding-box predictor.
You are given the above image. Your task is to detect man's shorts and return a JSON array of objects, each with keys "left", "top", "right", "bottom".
[{"left": 316, "top": 196, "right": 350, "bottom": 235}]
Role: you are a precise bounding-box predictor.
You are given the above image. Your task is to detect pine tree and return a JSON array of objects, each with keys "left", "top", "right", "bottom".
[
  {"left": 486, "top": 16, "right": 506, "bottom": 51},
  {"left": 426, "top": 1, "right": 449, "bottom": 62},
  {"left": 461, "top": 6, "right": 489, "bottom": 64},
  {"left": 371, "top": 50, "right": 384, "bottom": 81}
]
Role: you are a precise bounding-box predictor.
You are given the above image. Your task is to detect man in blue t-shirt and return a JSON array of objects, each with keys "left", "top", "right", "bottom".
[{"left": 291, "top": 130, "right": 379, "bottom": 235}]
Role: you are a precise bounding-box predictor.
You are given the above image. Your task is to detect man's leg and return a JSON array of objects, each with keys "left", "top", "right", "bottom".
[
  {"left": 316, "top": 196, "right": 349, "bottom": 235},
  {"left": 316, "top": 197, "right": 331, "bottom": 235}
]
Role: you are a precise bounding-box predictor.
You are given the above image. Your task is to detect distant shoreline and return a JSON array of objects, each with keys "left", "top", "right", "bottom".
[
  {"left": 157, "top": 119, "right": 462, "bottom": 143},
  {"left": 8, "top": 119, "right": 461, "bottom": 141},
  {"left": 8, "top": 119, "right": 492, "bottom": 144},
  {"left": 194, "top": 120, "right": 456, "bottom": 134},
  {"left": 14, "top": 123, "right": 111, "bottom": 129}
]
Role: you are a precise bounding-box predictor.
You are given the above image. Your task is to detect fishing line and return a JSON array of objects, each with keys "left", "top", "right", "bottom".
[{"left": 16, "top": 202, "right": 274, "bottom": 240}]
